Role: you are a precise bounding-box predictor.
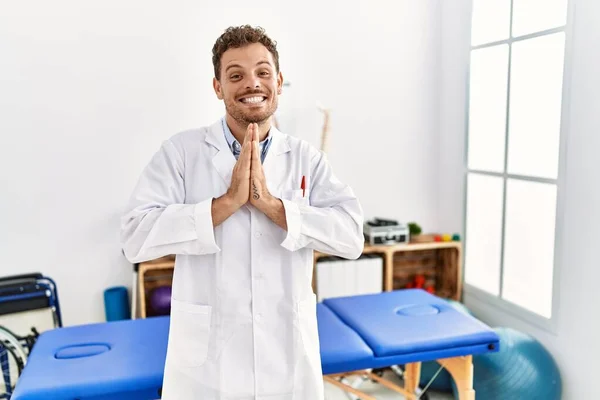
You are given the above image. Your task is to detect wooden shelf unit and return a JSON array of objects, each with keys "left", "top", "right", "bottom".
[{"left": 313, "top": 240, "right": 463, "bottom": 301}]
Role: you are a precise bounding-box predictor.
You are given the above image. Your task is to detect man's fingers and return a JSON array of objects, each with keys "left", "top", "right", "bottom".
[
  {"left": 253, "top": 123, "right": 259, "bottom": 142},
  {"left": 240, "top": 124, "right": 254, "bottom": 156},
  {"left": 244, "top": 123, "right": 254, "bottom": 144},
  {"left": 251, "top": 138, "right": 260, "bottom": 171},
  {"left": 251, "top": 124, "right": 263, "bottom": 171},
  {"left": 242, "top": 139, "right": 252, "bottom": 170}
]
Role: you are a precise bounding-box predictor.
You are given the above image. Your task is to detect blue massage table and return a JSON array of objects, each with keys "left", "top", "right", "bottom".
[{"left": 11, "top": 289, "right": 499, "bottom": 400}]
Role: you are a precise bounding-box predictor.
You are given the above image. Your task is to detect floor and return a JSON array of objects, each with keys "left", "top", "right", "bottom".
[{"left": 324, "top": 369, "right": 454, "bottom": 400}]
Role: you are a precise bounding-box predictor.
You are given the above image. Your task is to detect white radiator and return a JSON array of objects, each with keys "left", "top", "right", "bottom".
[{"left": 315, "top": 254, "right": 383, "bottom": 302}]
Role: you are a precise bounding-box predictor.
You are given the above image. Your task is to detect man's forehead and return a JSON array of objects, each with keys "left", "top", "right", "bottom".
[{"left": 222, "top": 44, "right": 274, "bottom": 68}]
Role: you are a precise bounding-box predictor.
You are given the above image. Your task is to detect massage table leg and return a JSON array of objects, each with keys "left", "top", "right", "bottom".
[
  {"left": 438, "top": 355, "right": 475, "bottom": 400},
  {"left": 403, "top": 362, "right": 422, "bottom": 394}
]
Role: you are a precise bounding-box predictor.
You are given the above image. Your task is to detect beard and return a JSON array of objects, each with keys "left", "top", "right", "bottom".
[{"left": 225, "top": 91, "right": 279, "bottom": 125}]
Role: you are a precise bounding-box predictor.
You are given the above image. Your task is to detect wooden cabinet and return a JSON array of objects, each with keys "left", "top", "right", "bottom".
[{"left": 313, "top": 240, "right": 463, "bottom": 301}]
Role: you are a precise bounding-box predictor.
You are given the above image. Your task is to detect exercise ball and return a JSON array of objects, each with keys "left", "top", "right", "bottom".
[
  {"left": 150, "top": 285, "right": 172, "bottom": 315},
  {"left": 421, "top": 326, "right": 562, "bottom": 400},
  {"left": 468, "top": 327, "right": 562, "bottom": 400},
  {"left": 419, "top": 361, "right": 454, "bottom": 392}
]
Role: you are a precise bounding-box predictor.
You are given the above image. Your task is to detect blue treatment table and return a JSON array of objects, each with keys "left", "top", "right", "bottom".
[
  {"left": 11, "top": 289, "right": 499, "bottom": 400},
  {"left": 319, "top": 289, "right": 499, "bottom": 400},
  {"left": 12, "top": 316, "right": 169, "bottom": 400}
]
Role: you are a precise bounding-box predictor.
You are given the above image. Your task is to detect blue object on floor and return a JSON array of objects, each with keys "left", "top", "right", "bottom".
[
  {"left": 422, "top": 327, "right": 562, "bottom": 400},
  {"left": 103, "top": 286, "right": 130, "bottom": 321},
  {"left": 470, "top": 327, "right": 562, "bottom": 400}
]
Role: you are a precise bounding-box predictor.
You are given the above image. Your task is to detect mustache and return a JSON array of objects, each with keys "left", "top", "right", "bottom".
[{"left": 238, "top": 89, "right": 269, "bottom": 97}]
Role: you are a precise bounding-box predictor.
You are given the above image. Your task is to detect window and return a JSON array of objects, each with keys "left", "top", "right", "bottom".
[{"left": 464, "top": 0, "right": 569, "bottom": 320}]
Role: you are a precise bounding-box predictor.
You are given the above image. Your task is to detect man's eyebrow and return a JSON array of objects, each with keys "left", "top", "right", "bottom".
[
  {"left": 225, "top": 63, "right": 243, "bottom": 73},
  {"left": 225, "top": 60, "right": 273, "bottom": 74}
]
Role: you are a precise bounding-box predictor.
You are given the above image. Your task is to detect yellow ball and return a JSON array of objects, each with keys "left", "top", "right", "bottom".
[{"left": 442, "top": 234, "right": 452, "bottom": 242}]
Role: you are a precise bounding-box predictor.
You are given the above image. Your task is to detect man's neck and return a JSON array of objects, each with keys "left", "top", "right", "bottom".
[{"left": 225, "top": 114, "right": 271, "bottom": 144}]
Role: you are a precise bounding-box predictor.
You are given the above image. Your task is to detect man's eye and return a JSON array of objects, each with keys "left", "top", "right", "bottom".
[
  {"left": 260, "top": 71, "right": 270, "bottom": 76},
  {"left": 230, "top": 74, "right": 241, "bottom": 80}
]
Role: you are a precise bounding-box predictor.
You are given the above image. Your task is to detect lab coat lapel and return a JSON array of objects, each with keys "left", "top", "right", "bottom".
[
  {"left": 205, "top": 120, "right": 236, "bottom": 187},
  {"left": 263, "top": 126, "right": 291, "bottom": 196}
]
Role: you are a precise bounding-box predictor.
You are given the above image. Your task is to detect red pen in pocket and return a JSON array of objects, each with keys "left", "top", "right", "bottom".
[{"left": 301, "top": 175, "right": 306, "bottom": 197}]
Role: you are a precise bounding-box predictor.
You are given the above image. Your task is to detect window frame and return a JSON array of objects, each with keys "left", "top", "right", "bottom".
[{"left": 462, "top": 0, "right": 575, "bottom": 333}]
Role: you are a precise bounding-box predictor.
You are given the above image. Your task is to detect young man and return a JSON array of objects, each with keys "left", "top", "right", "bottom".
[{"left": 121, "top": 25, "right": 364, "bottom": 400}]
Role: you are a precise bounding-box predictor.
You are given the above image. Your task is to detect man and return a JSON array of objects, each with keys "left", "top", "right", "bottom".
[{"left": 121, "top": 25, "right": 364, "bottom": 400}]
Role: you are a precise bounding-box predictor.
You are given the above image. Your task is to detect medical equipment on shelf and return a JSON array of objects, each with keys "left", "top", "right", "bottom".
[
  {"left": 364, "top": 217, "right": 410, "bottom": 245},
  {"left": 11, "top": 289, "right": 499, "bottom": 400}
]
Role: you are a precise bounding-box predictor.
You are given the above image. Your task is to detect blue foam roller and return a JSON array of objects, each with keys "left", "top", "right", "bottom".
[{"left": 104, "top": 286, "right": 130, "bottom": 321}]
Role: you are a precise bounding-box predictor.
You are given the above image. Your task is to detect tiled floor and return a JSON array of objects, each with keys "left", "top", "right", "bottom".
[{"left": 324, "top": 369, "right": 454, "bottom": 400}]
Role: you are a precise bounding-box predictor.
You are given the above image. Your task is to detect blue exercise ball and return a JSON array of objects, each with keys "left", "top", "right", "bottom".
[
  {"left": 419, "top": 302, "right": 562, "bottom": 400},
  {"left": 468, "top": 327, "right": 562, "bottom": 400}
]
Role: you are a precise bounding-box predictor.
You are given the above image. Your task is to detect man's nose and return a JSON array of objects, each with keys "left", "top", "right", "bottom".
[{"left": 245, "top": 75, "right": 261, "bottom": 89}]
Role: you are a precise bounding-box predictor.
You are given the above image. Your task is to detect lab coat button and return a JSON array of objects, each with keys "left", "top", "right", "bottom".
[
  {"left": 255, "top": 313, "right": 262, "bottom": 321},
  {"left": 254, "top": 232, "right": 262, "bottom": 238}
]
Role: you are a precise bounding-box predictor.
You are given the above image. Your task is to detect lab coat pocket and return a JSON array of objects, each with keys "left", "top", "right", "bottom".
[
  {"left": 169, "top": 299, "right": 212, "bottom": 368},
  {"left": 283, "top": 189, "right": 309, "bottom": 205}
]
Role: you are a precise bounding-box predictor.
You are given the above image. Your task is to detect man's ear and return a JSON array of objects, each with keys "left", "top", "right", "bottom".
[
  {"left": 213, "top": 77, "right": 224, "bottom": 100},
  {"left": 277, "top": 71, "right": 284, "bottom": 95}
]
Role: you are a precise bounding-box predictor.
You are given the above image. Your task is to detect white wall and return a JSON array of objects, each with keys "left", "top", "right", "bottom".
[
  {"left": 0, "top": 0, "right": 441, "bottom": 327},
  {"left": 439, "top": 0, "right": 600, "bottom": 398},
  {"left": 290, "top": 1, "right": 441, "bottom": 229}
]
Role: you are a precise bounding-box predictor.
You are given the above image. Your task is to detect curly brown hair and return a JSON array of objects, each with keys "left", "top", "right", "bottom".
[{"left": 212, "top": 25, "right": 280, "bottom": 80}]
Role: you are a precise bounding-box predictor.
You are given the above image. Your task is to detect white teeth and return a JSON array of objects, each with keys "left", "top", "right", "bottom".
[{"left": 241, "top": 96, "right": 265, "bottom": 104}]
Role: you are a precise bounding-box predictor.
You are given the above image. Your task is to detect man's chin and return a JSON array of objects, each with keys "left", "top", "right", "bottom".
[
  {"left": 226, "top": 103, "right": 278, "bottom": 125},
  {"left": 245, "top": 116, "right": 270, "bottom": 124},
  {"left": 237, "top": 111, "right": 275, "bottom": 124}
]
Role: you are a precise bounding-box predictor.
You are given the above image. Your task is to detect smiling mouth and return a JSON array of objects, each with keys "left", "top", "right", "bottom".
[{"left": 239, "top": 96, "right": 267, "bottom": 105}]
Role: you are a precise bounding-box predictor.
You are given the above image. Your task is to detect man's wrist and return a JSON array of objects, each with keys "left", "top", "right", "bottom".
[
  {"left": 221, "top": 192, "right": 243, "bottom": 212},
  {"left": 260, "top": 193, "right": 287, "bottom": 231},
  {"left": 256, "top": 193, "right": 279, "bottom": 213},
  {"left": 266, "top": 194, "right": 282, "bottom": 212}
]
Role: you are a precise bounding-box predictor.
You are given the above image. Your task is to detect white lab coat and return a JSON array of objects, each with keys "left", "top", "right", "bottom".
[{"left": 121, "top": 119, "right": 364, "bottom": 400}]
